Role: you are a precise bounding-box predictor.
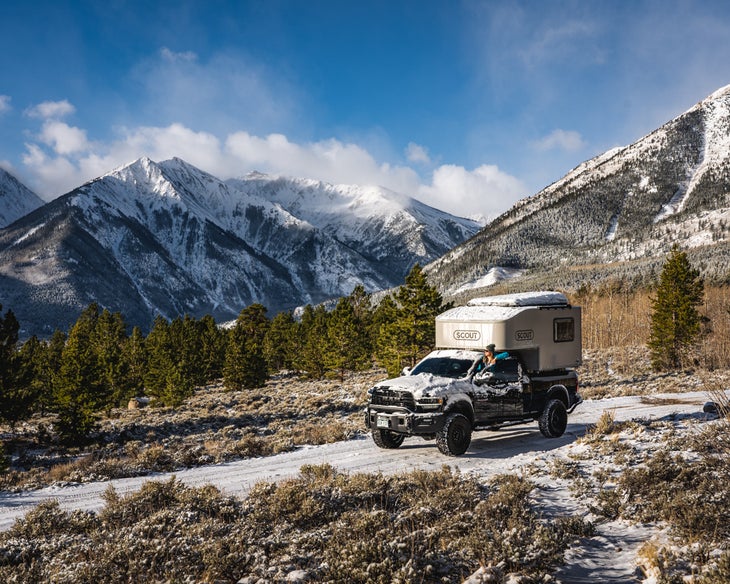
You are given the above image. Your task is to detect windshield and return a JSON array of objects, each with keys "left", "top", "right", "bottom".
[{"left": 410, "top": 356, "right": 477, "bottom": 379}]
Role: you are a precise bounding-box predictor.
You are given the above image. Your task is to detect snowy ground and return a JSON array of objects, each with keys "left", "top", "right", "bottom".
[{"left": 0, "top": 390, "right": 713, "bottom": 583}]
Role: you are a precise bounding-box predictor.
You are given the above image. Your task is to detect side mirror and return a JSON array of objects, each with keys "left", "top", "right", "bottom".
[{"left": 401, "top": 367, "right": 412, "bottom": 376}]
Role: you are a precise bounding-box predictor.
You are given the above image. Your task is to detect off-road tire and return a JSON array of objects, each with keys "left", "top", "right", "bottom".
[
  {"left": 436, "top": 412, "right": 472, "bottom": 456},
  {"left": 539, "top": 398, "right": 568, "bottom": 438},
  {"left": 372, "top": 429, "right": 406, "bottom": 449}
]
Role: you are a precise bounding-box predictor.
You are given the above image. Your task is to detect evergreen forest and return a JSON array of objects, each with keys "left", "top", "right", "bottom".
[{"left": 0, "top": 265, "right": 447, "bottom": 444}]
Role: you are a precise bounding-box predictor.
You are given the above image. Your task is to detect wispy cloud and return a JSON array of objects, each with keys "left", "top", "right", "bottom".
[
  {"left": 0, "top": 95, "right": 10, "bottom": 114},
  {"left": 532, "top": 129, "right": 585, "bottom": 152},
  {"left": 25, "top": 100, "right": 75, "bottom": 119},
  {"left": 130, "top": 47, "right": 302, "bottom": 137},
  {"left": 405, "top": 142, "right": 431, "bottom": 164}
]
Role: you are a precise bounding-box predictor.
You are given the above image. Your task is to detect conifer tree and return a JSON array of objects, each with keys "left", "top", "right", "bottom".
[
  {"left": 197, "top": 314, "right": 226, "bottom": 382},
  {"left": 123, "top": 326, "right": 147, "bottom": 399},
  {"left": 92, "top": 309, "right": 130, "bottom": 410},
  {"left": 648, "top": 245, "right": 705, "bottom": 370},
  {"left": 297, "top": 304, "right": 329, "bottom": 378},
  {"left": 0, "top": 306, "right": 34, "bottom": 425},
  {"left": 323, "top": 286, "right": 374, "bottom": 379},
  {"left": 41, "top": 330, "right": 67, "bottom": 415},
  {"left": 394, "top": 264, "right": 449, "bottom": 367},
  {"left": 224, "top": 304, "right": 270, "bottom": 390},
  {"left": 144, "top": 315, "right": 192, "bottom": 406},
  {"left": 10, "top": 335, "right": 46, "bottom": 423},
  {"left": 264, "top": 311, "right": 299, "bottom": 372},
  {"left": 373, "top": 295, "right": 405, "bottom": 377},
  {"left": 53, "top": 303, "right": 104, "bottom": 442},
  {"left": 325, "top": 295, "right": 372, "bottom": 380}
]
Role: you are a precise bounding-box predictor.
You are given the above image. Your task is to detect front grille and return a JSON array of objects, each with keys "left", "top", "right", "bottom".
[{"left": 370, "top": 387, "right": 416, "bottom": 410}]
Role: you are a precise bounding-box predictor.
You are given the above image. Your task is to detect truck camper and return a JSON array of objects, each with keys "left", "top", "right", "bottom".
[{"left": 365, "top": 291, "right": 582, "bottom": 455}]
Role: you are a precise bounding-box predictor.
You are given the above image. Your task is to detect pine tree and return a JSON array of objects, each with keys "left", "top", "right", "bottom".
[
  {"left": 53, "top": 304, "right": 104, "bottom": 442},
  {"left": 0, "top": 306, "right": 36, "bottom": 425},
  {"left": 92, "top": 309, "right": 130, "bottom": 410},
  {"left": 144, "top": 315, "right": 190, "bottom": 406},
  {"left": 123, "top": 326, "right": 147, "bottom": 399},
  {"left": 648, "top": 245, "right": 705, "bottom": 370},
  {"left": 297, "top": 304, "right": 329, "bottom": 379},
  {"left": 264, "top": 311, "right": 299, "bottom": 373},
  {"left": 325, "top": 295, "right": 372, "bottom": 380},
  {"left": 373, "top": 295, "right": 405, "bottom": 377},
  {"left": 10, "top": 335, "right": 45, "bottom": 424},
  {"left": 197, "top": 315, "right": 226, "bottom": 382},
  {"left": 224, "top": 304, "right": 270, "bottom": 390},
  {"left": 41, "top": 330, "right": 67, "bottom": 415},
  {"left": 395, "top": 264, "right": 449, "bottom": 368}
]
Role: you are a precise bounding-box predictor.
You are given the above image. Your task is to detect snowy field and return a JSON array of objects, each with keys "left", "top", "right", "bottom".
[{"left": 0, "top": 390, "right": 715, "bottom": 583}]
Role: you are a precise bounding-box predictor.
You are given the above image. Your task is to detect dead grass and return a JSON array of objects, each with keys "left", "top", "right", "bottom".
[{"left": 0, "top": 466, "right": 593, "bottom": 583}]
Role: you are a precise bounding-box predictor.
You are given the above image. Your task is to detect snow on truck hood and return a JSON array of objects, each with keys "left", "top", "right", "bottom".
[
  {"left": 373, "top": 348, "right": 482, "bottom": 398},
  {"left": 374, "top": 373, "right": 470, "bottom": 399}
]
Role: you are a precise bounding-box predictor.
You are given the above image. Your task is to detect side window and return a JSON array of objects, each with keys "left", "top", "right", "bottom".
[
  {"left": 492, "top": 359, "right": 519, "bottom": 381},
  {"left": 554, "top": 318, "right": 574, "bottom": 343}
]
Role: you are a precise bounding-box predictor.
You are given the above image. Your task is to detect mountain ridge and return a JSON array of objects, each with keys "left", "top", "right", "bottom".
[
  {"left": 427, "top": 84, "right": 730, "bottom": 299},
  {"left": 0, "top": 157, "right": 479, "bottom": 336},
  {"left": 0, "top": 168, "right": 44, "bottom": 228}
]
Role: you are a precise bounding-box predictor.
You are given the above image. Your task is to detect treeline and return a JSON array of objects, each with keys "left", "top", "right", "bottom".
[{"left": 0, "top": 265, "right": 446, "bottom": 443}]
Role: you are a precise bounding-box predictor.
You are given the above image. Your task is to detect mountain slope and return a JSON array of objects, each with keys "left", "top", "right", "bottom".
[
  {"left": 0, "top": 168, "right": 44, "bottom": 228},
  {"left": 225, "top": 172, "right": 478, "bottom": 283},
  {"left": 427, "top": 84, "right": 730, "bottom": 297},
  {"left": 0, "top": 158, "right": 479, "bottom": 336}
]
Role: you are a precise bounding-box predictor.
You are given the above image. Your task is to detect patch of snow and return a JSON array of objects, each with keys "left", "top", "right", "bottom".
[
  {"left": 605, "top": 214, "right": 619, "bottom": 241},
  {"left": 11, "top": 223, "right": 45, "bottom": 247},
  {"left": 449, "top": 266, "right": 524, "bottom": 295},
  {"left": 467, "top": 290, "right": 568, "bottom": 307}
]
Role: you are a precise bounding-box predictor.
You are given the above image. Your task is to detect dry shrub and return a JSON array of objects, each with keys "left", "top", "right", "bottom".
[
  {"left": 0, "top": 466, "right": 593, "bottom": 584},
  {"left": 547, "top": 457, "right": 581, "bottom": 480},
  {"left": 601, "top": 434, "right": 730, "bottom": 544},
  {"left": 134, "top": 444, "right": 175, "bottom": 471},
  {"left": 700, "top": 372, "right": 730, "bottom": 419},
  {"left": 590, "top": 409, "right": 618, "bottom": 436},
  {"left": 8, "top": 499, "right": 99, "bottom": 539}
]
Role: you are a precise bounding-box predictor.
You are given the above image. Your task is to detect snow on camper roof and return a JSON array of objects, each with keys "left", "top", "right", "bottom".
[{"left": 466, "top": 291, "right": 568, "bottom": 308}]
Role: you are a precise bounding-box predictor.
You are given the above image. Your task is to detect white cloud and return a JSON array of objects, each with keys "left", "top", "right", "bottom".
[
  {"left": 21, "top": 120, "right": 527, "bottom": 219},
  {"left": 26, "top": 100, "right": 75, "bottom": 120},
  {"left": 39, "top": 121, "right": 90, "bottom": 155},
  {"left": 532, "top": 129, "right": 585, "bottom": 152},
  {"left": 405, "top": 142, "right": 431, "bottom": 164},
  {"left": 160, "top": 47, "right": 197, "bottom": 63},
  {"left": 418, "top": 164, "right": 526, "bottom": 221},
  {"left": 0, "top": 95, "right": 10, "bottom": 114}
]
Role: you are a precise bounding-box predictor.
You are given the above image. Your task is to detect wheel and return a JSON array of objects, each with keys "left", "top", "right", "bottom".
[
  {"left": 539, "top": 399, "right": 568, "bottom": 438},
  {"left": 436, "top": 412, "right": 472, "bottom": 456},
  {"left": 372, "top": 429, "right": 406, "bottom": 449}
]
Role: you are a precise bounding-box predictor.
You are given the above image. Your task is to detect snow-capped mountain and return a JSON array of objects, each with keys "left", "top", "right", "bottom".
[
  {"left": 0, "top": 168, "right": 44, "bottom": 228},
  {"left": 0, "top": 157, "right": 479, "bottom": 336},
  {"left": 427, "top": 84, "right": 730, "bottom": 298}
]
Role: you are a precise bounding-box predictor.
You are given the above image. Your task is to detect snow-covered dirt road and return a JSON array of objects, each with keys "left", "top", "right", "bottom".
[{"left": 0, "top": 392, "right": 708, "bottom": 529}]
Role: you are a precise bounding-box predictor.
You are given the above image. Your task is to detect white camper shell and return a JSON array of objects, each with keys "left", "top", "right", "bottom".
[{"left": 435, "top": 291, "right": 581, "bottom": 372}]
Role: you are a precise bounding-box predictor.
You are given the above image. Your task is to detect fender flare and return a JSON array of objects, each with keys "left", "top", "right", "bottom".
[
  {"left": 442, "top": 393, "right": 475, "bottom": 424},
  {"left": 547, "top": 385, "right": 570, "bottom": 408}
]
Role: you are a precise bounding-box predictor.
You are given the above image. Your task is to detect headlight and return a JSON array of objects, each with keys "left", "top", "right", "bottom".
[{"left": 416, "top": 397, "right": 444, "bottom": 410}]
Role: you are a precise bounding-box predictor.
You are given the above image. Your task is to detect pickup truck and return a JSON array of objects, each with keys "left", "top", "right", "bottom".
[{"left": 364, "top": 348, "right": 582, "bottom": 456}]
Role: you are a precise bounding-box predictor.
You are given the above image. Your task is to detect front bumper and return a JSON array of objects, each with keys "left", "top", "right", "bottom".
[{"left": 364, "top": 406, "right": 445, "bottom": 435}]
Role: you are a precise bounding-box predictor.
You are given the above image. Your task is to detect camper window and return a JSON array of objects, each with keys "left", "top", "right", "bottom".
[{"left": 553, "top": 318, "right": 575, "bottom": 343}]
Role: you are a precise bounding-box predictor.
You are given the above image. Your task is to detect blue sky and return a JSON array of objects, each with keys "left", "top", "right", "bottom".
[{"left": 2, "top": 0, "right": 730, "bottom": 220}]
